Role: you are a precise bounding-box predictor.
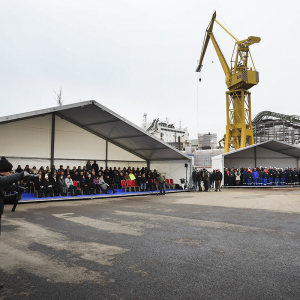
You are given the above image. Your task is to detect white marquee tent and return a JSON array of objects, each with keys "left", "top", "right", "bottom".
[
  {"left": 0, "top": 101, "right": 192, "bottom": 183},
  {"left": 212, "top": 140, "right": 300, "bottom": 185}
]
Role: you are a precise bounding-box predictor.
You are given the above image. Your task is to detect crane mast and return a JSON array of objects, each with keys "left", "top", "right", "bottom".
[{"left": 196, "top": 11, "right": 260, "bottom": 153}]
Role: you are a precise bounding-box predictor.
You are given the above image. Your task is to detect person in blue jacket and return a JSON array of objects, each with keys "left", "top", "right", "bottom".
[
  {"left": 262, "top": 168, "right": 268, "bottom": 186},
  {"left": 252, "top": 168, "right": 259, "bottom": 186}
]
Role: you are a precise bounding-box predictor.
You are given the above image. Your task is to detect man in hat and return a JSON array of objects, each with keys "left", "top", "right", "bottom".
[{"left": 0, "top": 157, "right": 32, "bottom": 235}]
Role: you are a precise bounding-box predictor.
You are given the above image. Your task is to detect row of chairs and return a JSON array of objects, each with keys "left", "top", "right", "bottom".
[{"left": 120, "top": 179, "right": 175, "bottom": 193}]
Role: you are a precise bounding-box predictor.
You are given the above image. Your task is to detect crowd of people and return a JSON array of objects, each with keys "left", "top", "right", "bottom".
[
  {"left": 14, "top": 161, "right": 169, "bottom": 198},
  {"left": 192, "top": 168, "right": 223, "bottom": 192},
  {"left": 223, "top": 167, "right": 299, "bottom": 186}
]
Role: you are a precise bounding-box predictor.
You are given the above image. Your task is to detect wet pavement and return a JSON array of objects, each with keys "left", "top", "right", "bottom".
[{"left": 1, "top": 189, "right": 300, "bottom": 299}]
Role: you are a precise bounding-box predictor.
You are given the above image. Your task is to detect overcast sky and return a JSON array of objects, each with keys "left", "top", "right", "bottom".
[{"left": 0, "top": 0, "right": 299, "bottom": 141}]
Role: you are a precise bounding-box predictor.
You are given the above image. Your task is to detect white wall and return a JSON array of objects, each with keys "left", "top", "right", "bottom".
[
  {"left": 108, "top": 142, "right": 145, "bottom": 162},
  {"left": 150, "top": 160, "right": 191, "bottom": 185},
  {"left": 54, "top": 116, "right": 106, "bottom": 160},
  {"left": 0, "top": 115, "right": 52, "bottom": 158}
]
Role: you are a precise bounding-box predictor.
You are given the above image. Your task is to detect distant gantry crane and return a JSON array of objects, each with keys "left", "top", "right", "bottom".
[{"left": 196, "top": 11, "right": 261, "bottom": 153}]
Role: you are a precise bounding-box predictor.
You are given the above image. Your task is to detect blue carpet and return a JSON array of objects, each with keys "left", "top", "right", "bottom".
[{"left": 20, "top": 189, "right": 183, "bottom": 202}]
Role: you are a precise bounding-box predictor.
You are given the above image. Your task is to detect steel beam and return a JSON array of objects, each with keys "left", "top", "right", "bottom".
[
  {"left": 110, "top": 135, "right": 146, "bottom": 140},
  {"left": 50, "top": 113, "right": 55, "bottom": 167},
  {"left": 84, "top": 119, "right": 120, "bottom": 127}
]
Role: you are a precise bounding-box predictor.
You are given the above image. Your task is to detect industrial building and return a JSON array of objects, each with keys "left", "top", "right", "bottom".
[{"left": 252, "top": 111, "right": 300, "bottom": 145}]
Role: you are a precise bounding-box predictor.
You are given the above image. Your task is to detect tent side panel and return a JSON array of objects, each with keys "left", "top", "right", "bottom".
[
  {"left": 256, "top": 158, "right": 297, "bottom": 169},
  {"left": 107, "top": 142, "right": 145, "bottom": 162},
  {"left": 0, "top": 115, "right": 52, "bottom": 158},
  {"left": 150, "top": 160, "right": 190, "bottom": 185},
  {"left": 54, "top": 116, "right": 106, "bottom": 160}
]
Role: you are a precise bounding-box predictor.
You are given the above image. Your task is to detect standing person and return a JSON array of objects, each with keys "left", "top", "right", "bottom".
[
  {"left": 235, "top": 169, "right": 241, "bottom": 186},
  {"left": 262, "top": 168, "right": 268, "bottom": 186},
  {"left": 157, "top": 172, "right": 166, "bottom": 195},
  {"left": 86, "top": 161, "right": 92, "bottom": 172},
  {"left": 258, "top": 167, "right": 263, "bottom": 186},
  {"left": 242, "top": 168, "right": 247, "bottom": 185},
  {"left": 224, "top": 168, "right": 229, "bottom": 186},
  {"left": 246, "top": 168, "right": 253, "bottom": 186},
  {"left": 229, "top": 168, "right": 235, "bottom": 186},
  {"left": 203, "top": 169, "right": 209, "bottom": 192},
  {"left": 210, "top": 170, "right": 215, "bottom": 189},
  {"left": 140, "top": 173, "right": 147, "bottom": 192},
  {"left": 268, "top": 167, "right": 274, "bottom": 186},
  {"left": 0, "top": 157, "right": 32, "bottom": 232},
  {"left": 214, "top": 169, "right": 222, "bottom": 192},
  {"left": 197, "top": 169, "right": 203, "bottom": 192},
  {"left": 274, "top": 168, "right": 280, "bottom": 185},
  {"left": 293, "top": 168, "right": 299, "bottom": 185},
  {"left": 92, "top": 161, "right": 99, "bottom": 176},
  {"left": 192, "top": 169, "right": 198, "bottom": 190},
  {"left": 252, "top": 168, "right": 259, "bottom": 186},
  {"left": 280, "top": 168, "right": 286, "bottom": 185}
]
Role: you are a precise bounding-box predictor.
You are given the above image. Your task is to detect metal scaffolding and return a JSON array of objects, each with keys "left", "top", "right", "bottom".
[{"left": 252, "top": 111, "right": 300, "bottom": 145}]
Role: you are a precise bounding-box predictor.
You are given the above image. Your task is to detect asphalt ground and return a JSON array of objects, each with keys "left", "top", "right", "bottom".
[{"left": 1, "top": 188, "right": 300, "bottom": 300}]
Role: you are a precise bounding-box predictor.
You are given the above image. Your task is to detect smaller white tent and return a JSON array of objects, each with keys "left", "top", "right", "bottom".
[{"left": 212, "top": 140, "right": 300, "bottom": 185}]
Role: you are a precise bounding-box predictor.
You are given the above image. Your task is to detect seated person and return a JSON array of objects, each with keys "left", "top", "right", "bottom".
[
  {"left": 99, "top": 175, "right": 117, "bottom": 194},
  {"left": 124, "top": 172, "right": 130, "bottom": 181},
  {"left": 65, "top": 174, "right": 77, "bottom": 196},
  {"left": 113, "top": 171, "right": 121, "bottom": 188},
  {"left": 35, "top": 174, "right": 45, "bottom": 198},
  {"left": 129, "top": 171, "right": 136, "bottom": 181},
  {"left": 43, "top": 174, "right": 54, "bottom": 197},
  {"left": 58, "top": 175, "right": 67, "bottom": 195},
  {"left": 86, "top": 173, "right": 96, "bottom": 195},
  {"left": 50, "top": 174, "right": 62, "bottom": 196},
  {"left": 93, "top": 176, "right": 101, "bottom": 194},
  {"left": 81, "top": 173, "right": 89, "bottom": 195}
]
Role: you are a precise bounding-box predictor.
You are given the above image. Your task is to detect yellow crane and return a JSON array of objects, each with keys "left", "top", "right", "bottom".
[{"left": 196, "top": 11, "right": 260, "bottom": 153}]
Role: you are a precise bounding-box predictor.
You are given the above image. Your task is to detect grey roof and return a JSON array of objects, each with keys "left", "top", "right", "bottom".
[
  {"left": 222, "top": 140, "right": 300, "bottom": 158},
  {"left": 0, "top": 100, "right": 190, "bottom": 161}
]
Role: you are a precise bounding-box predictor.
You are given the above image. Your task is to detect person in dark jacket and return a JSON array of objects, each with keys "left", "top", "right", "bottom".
[
  {"left": 50, "top": 174, "right": 62, "bottom": 196},
  {"left": 224, "top": 168, "right": 229, "bottom": 186},
  {"left": 280, "top": 169, "right": 285, "bottom": 185},
  {"left": 246, "top": 169, "right": 253, "bottom": 185},
  {"left": 0, "top": 157, "right": 31, "bottom": 235},
  {"left": 113, "top": 171, "right": 121, "bottom": 189},
  {"left": 92, "top": 161, "right": 99, "bottom": 175},
  {"left": 214, "top": 169, "right": 223, "bottom": 192},
  {"left": 229, "top": 168, "right": 235, "bottom": 186},
  {"left": 268, "top": 167, "right": 274, "bottom": 186},
  {"left": 86, "top": 160, "right": 92, "bottom": 172},
  {"left": 293, "top": 168, "right": 299, "bottom": 185},
  {"left": 140, "top": 173, "right": 147, "bottom": 191},
  {"left": 258, "top": 168, "right": 263, "bottom": 186},
  {"left": 197, "top": 169, "right": 203, "bottom": 192},
  {"left": 203, "top": 169, "right": 209, "bottom": 192},
  {"left": 274, "top": 168, "right": 280, "bottom": 185},
  {"left": 43, "top": 174, "right": 54, "bottom": 197},
  {"left": 192, "top": 169, "right": 198, "bottom": 189},
  {"left": 286, "top": 168, "right": 292, "bottom": 185}
]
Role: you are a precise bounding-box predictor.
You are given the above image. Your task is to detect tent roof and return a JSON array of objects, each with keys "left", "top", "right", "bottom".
[
  {"left": 0, "top": 100, "right": 190, "bottom": 162},
  {"left": 221, "top": 140, "right": 300, "bottom": 158}
]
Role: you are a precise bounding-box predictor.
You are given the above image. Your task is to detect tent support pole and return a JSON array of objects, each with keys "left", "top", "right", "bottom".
[
  {"left": 50, "top": 113, "right": 55, "bottom": 167},
  {"left": 105, "top": 140, "right": 108, "bottom": 167},
  {"left": 147, "top": 160, "right": 150, "bottom": 170},
  {"left": 254, "top": 147, "right": 257, "bottom": 167}
]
